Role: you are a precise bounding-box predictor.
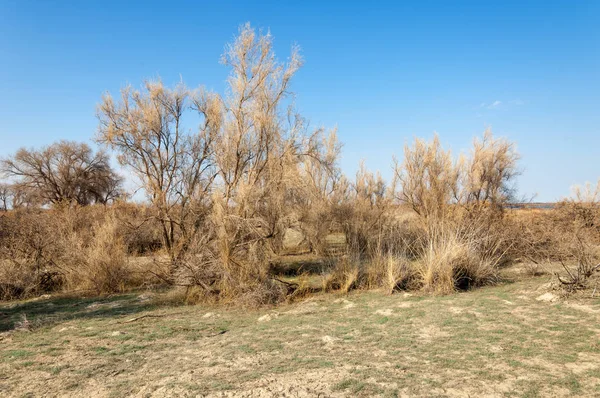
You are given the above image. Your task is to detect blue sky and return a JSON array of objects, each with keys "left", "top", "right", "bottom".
[{"left": 0, "top": 0, "right": 598, "bottom": 201}]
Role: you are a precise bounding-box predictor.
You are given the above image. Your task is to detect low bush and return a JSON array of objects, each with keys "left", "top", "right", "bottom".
[{"left": 416, "top": 222, "right": 502, "bottom": 293}]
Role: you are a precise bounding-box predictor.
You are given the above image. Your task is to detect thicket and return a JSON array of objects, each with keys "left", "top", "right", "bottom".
[{"left": 1, "top": 24, "right": 598, "bottom": 303}]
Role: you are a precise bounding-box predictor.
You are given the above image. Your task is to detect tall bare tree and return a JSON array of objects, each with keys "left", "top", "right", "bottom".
[
  {"left": 97, "top": 81, "right": 218, "bottom": 261},
  {"left": 1, "top": 141, "right": 123, "bottom": 207},
  {"left": 461, "top": 129, "right": 520, "bottom": 211},
  {"left": 394, "top": 134, "right": 460, "bottom": 220},
  {"left": 97, "top": 24, "right": 339, "bottom": 295},
  {"left": 199, "top": 24, "right": 339, "bottom": 268}
]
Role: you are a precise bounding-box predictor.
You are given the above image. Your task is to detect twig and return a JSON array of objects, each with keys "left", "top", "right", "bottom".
[
  {"left": 272, "top": 276, "right": 298, "bottom": 287},
  {"left": 559, "top": 259, "right": 577, "bottom": 282},
  {"left": 120, "top": 312, "right": 184, "bottom": 323},
  {"left": 207, "top": 330, "right": 227, "bottom": 337}
]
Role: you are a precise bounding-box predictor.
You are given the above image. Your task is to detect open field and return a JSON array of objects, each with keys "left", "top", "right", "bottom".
[{"left": 1, "top": 265, "right": 599, "bottom": 398}]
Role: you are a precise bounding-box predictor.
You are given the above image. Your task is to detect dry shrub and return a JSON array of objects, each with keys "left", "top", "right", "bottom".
[
  {"left": 503, "top": 181, "right": 600, "bottom": 291},
  {"left": 174, "top": 210, "right": 287, "bottom": 306},
  {"left": 0, "top": 209, "right": 65, "bottom": 299},
  {"left": 0, "top": 205, "right": 160, "bottom": 300},
  {"left": 417, "top": 222, "right": 502, "bottom": 293},
  {"left": 322, "top": 131, "right": 514, "bottom": 294},
  {"left": 94, "top": 24, "right": 340, "bottom": 306},
  {"left": 0, "top": 261, "right": 34, "bottom": 300},
  {"left": 383, "top": 129, "right": 518, "bottom": 293},
  {"left": 366, "top": 252, "right": 416, "bottom": 293},
  {"left": 317, "top": 163, "right": 424, "bottom": 294},
  {"left": 555, "top": 237, "right": 600, "bottom": 292},
  {"left": 460, "top": 129, "right": 520, "bottom": 212},
  {"left": 394, "top": 134, "right": 459, "bottom": 220},
  {"left": 551, "top": 180, "right": 600, "bottom": 292},
  {"left": 65, "top": 213, "right": 130, "bottom": 293},
  {"left": 112, "top": 202, "right": 164, "bottom": 255},
  {"left": 323, "top": 257, "right": 360, "bottom": 293},
  {"left": 502, "top": 209, "right": 557, "bottom": 263}
]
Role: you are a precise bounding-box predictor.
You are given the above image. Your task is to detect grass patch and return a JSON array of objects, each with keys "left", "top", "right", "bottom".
[{"left": 0, "top": 272, "right": 599, "bottom": 397}]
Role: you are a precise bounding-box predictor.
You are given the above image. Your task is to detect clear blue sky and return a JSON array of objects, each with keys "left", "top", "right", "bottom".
[{"left": 1, "top": 0, "right": 598, "bottom": 201}]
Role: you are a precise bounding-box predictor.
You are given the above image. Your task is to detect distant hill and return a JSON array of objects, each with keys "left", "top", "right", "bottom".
[{"left": 507, "top": 202, "right": 557, "bottom": 210}]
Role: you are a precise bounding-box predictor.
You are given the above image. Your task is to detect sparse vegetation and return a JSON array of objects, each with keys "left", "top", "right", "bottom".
[
  {"left": 0, "top": 23, "right": 598, "bottom": 398},
  {"left": 1, "top": 268, "right": 599, "bottom": 397},
  {"left": 1, "top": 24, "right": 598, "bottom": 306}
]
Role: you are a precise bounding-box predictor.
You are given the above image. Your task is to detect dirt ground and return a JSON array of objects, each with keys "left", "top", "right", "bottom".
[{"left": 1, "top": 264, "right": 599, "bottom": 397}]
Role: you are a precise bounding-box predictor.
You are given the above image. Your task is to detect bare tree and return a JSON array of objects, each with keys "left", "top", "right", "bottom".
[
  {"left": 394, "top": 130, "right": 520, "bottom": 220},
  {"left": 97, "top": 24, "right": 339, "bottom": 299},
  {"left": 393, "top": 134, "right": 460, "bottom": 220},
  {"left": 0, "top": 183, "right": 10, "bottom": 211},
  {"left": 461, "top": 129, "right": 520, "bottom": 212},
  {"left": 1, "top": 141, "right": 123, "bottom": 207},
  {"left": 201, "top": 24, "right": 338, "bottom": 261},
  {"left": 97, "top": 81, "right": 218, "bottom": 262}
]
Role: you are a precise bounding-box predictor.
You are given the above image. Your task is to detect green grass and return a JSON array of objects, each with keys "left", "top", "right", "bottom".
[{"left": 0, "top": 274, "right": 599, "bottom": 397}]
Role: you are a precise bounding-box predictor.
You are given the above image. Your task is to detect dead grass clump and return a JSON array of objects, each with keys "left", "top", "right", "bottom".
[
  {"left": 370, "top": 252, "right": 416, "bottom": 293},
  {"left": 417, "top": 225, "right": 500, "bottom": 293},
  {"left": 285, "top": 273, "right": 319, "bottom": 301},
  {"left": 346, "top": 237, "right": 419, "bottom": 293},
  {"left": 75, "top": 214, "right": 130, "bottom": 293},
  {"left": 323, "top": 257, "right": 360, "bottom": 293},
  {"left": 323, "top": 252, "right": 417, "bottom": 295},
  {"left": 384, "top": 254, "right": 417, "bottom": 292},
  {"left": 0, "top": 209, "right": 65, "bottom": 299}
]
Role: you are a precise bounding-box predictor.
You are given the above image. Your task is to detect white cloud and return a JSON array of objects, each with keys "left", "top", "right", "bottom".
[
  {"left": 479, "top": 100, "right": 502, "bottom": 110},
  {"left": 488, "top": 100, "right": 502, "bottom": 109},
  {"left": 476, "top": 99, "right": 524, "bottom": 114}
]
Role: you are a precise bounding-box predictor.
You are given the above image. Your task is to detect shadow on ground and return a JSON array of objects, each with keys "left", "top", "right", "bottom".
[
  {"left": 269, "top": 255, "right": 335, "bottom": 276},
  {"left": 0, "top": 293, "right": 158, "bottom": 332}
]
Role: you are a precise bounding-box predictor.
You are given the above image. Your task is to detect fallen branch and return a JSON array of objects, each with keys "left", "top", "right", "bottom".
[
  {"left": 271, "top": 276, "right": 299, "bottom": 289},
  {"left": 271, "top": 276, "right": 299, "bottom": 294},
  {"left": 120, "top": 312, "right": 184, "bottom": 323},
  {"left": 207, "top": 330, "right": 228, "bottom": 337}
]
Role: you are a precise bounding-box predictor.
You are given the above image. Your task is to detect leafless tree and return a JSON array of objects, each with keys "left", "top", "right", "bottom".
[
  {"left": 394, "top": 130, "right": 520, "bottom": 219},
  {"left": 184, "top": 24, "right": 340, "bottom": 297},
  {"left": 202, "top": 24, "right": 338, "bottom": 261},
  {"left": 461, "top": 128, "right": 520, "bottom": 212},
  {"left": 393, "top": 134, "right": 460, "bottom": 220},
  {"left": 97, "top": 81, "right": 218, "bottom": 263},
  {"left": 1, "top": 141, "right": 123, "bottom": 207},
  {"left": 0, "top": 183, "right": 11, "bottom": 211},
  {"left": 97, "top": 24, "right": 339, "bottom": 297}
]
